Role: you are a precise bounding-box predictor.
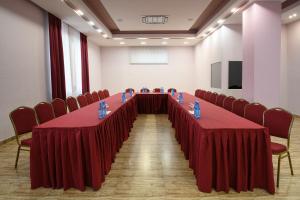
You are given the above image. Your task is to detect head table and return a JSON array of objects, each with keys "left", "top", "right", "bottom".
[{"left": 30, "top": 92, "right": 275, "bottom": 194}]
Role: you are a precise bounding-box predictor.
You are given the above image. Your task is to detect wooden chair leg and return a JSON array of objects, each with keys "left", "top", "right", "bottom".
[
  {"left": 287, "top": 151, "right": 294, "bottom": 176},
  {"left": 277, "top": 154, "right": 281, "bottom": 187},
  {"left": 15, "top": 146, "right": 21, "bottom": 169}
]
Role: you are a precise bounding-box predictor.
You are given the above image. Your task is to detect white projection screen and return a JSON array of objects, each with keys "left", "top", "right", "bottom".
[
  {"left": 211, "top": 62, "right": 222, "bottom": 89},
  {"left": 129, "top": 47, "right": 168, "bottom": 64}
]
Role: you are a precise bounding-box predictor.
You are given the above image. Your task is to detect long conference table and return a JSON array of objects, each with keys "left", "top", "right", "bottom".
[{"left": 30, "top": 92, "right": 275, "bottom": 194}]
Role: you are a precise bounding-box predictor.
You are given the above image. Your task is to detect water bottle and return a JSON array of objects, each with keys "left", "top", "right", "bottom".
[
  {"left": 194, "top": 100, "right": 200, "bottom": 119},
  {"left": 161, "top": 87, "right": 164, "bottom": 93},
  {"left": 99, "top": 101, "right": 104, "bottom": 119},
  {"left": 171, "top": 89, "right": 175, "bottom": 96},
  {"left": 179, "top": 92, "right": 184, "bottom": 104},
  {"left": 129, "top": 89, "right": 133, "bottom": 97},
  {"left": 103, "top": 101, "right": 107, "bottom": 116},
  {"left": 122, "top": 92, "right": 126, "bottom": 103}
]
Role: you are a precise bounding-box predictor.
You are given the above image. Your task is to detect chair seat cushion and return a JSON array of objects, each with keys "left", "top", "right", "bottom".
[
  {"left": 21, "top": 138, "right": 32, "bottom": 147},
  {"left": 271, "top": 142, "right": 287, "bottom": 154}
]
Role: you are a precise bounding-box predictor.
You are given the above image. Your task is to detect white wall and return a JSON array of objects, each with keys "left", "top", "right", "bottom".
[
  {"left": 194, "top": 24, "right": 243, "bottom": 98},
  {"left": 281, "top": 20, "right": 300, "bottom": 115},
  {"left": 88, "top": 40, "right": 102, "bottom": 92},
  {"left": 100, "top": 46, "right": 195, "bottom": 94},
  {"left": 0, "top": 0, "right": 49, "bottom": 141}
]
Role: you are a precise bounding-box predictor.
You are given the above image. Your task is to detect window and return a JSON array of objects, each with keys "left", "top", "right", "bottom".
[
  {"left": 129, "top": 47, "right": 168, "bottom": 64},
  {"left": 61, "top": 23, "right": 82, "bottom": 97}
]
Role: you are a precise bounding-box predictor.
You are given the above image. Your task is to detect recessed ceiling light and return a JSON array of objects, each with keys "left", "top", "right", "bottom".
[
  {"left": 186, "top": 37, "right": 195, "bottom": 40},
  {"left": 162, "top": 41, "right": 167, "bottom": 45},
  {"left": 184, "top": 41, "right": 189, "bottom": 45},
  {"left": 120, "top": 41, "right": 125, "bottom": 45},
  {"left": 140, "top": 41, "right": 147, "bottom": 45},
  {"left": 208, "top": 27, "right": 215, "bottom": 32},
  {"left": 96, "top": 29, "right": 102, "bottom": 33},
  {"left": 113, "top": 38, "right": 123, "bottom": 40},
  {"left": 163, "top": 37, "right": 170, "bottom": 40},
  {"left": 231, "top": 8, "right": 239, "bottom": 13},
  {"left": 74, "top": 9, "right": 84, "bottom": 16},
  {"left": 88, "top": 21, "right": 95, "bottom": 26},
  {"left": 217, "top": 19, "right": 225, "bottom": 24},
  {"left": 138, "top": 37, "right": 148, "bottom": 40},
  {"left": 289, "top": 13, "right": 297, "bottom": 19},
  {"left": 102, "top": 34, "right": 108, "bottom": 38}
]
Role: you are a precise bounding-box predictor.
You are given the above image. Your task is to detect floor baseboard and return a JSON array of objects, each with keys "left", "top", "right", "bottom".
[{"left": 0, "top": 136, "right": 15, "bottom": 145}]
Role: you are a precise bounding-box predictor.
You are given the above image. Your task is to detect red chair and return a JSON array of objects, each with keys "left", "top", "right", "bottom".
[
  {"left": 232, "top": 99, "right": 250, "bottom": 117},
  {"left": 199, "top": 90, "right": 206, "bottom": 99},
  {"left": 140, "top": 88, "right": 150, "bottom": 93},
  {"left": 103, "top": 89, "right": 110, "bottom": 97},
  {"left": 195, "top": 89, "right": 201, "bottom": 97},
  {"left": 244, "top": 103, "right": 267, "bottom": 125},
  {"left": 92, "top": 91, "right": 100, "bottom": 102},
  {"left": 85, "top": 92, "right": 94, "bottom": 104},
  {"left": 77, "top": 95, "right": 88, "bottom": 108},
  {"left": 209, "top": 92, "right": 218, "bottom": 104},
  {"left": 66, "top": 96, "right": 79, "bottom": 112},
  {"left": 216, "top": 94, "right": 226, "bottom": 107},
  {"left": 204, "top": 91, "right": 212, "bottom": 101},
  {"left": 34, "top": 102, "right": 55, "bottom": 124},
  {"left": 153, "top": 88, "right": 161, "bottom": 93},
  {"left": 223, "top": 96, "right": 236, "bottom": 111},
  {"left": 263, "top": 108, "right": 294, "bottom": 187},
  {"left": 10, "top": 106, "right": 37, "bottom": 168},
  {"left": 98, "top": 90, "right": 105, "bottom": 100},
  {"left": 126, "top": 88, "right": 135, "bottom": 93},
  {"left": 51, "top": 98, "right": 67, "bottom": 117},
  {"left": 168, "top": 88, "right": 177, "bottom": 93}
]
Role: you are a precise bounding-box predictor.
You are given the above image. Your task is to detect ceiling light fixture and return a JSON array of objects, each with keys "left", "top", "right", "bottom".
[
  {"left": 217, "top": 19, "right": 225, "bottom": 24},
  {"left": 88, "top": 21, "right": 95, "bottom": 26},
  {"left": 186, "top": 37, "right": 196, "bottom": 40},
  {"left": 102, "top": 34, "right": 108, "bottom": 38},
  {"left": 74, "top": 9, "right": 84, "bottom": 16},
  {"left": 137, "top": 37, "right": 148, "bottom": 40},
  {"left": 140, "top": 41, "right": 147, "bottom": 45},
  {"left": 163, "top": 37, "right": 170, "bottom": 40},
  {"left": 231, "top": 8, "right": 239, "bottom": 14},
  {"left": 184, "top": 41, "right": 189, "bottom": 45},
  {"left": 289, "top": 13, "right": 297, "bottom": 19},
  {"left": 120, "top": 41, "right": 125, "bottom": 45},
  {"left": 96, "top": 29, "right": 102, "bottom": 33},
  {"left": 162, "top": 41, "right": 167, "bottom": 45},
  {"left": 113, "top": 38, "right": 123, "bottom": 40},
  {"left": 142, "top": 15, "right": 168, "bottom": 24}
]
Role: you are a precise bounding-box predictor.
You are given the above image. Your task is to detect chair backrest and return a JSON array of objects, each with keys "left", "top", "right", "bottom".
[
  {"left": 194, "top": 89, "right": 200, "bottom": 97},
  {"left": 51, "top": 98, "right": 67, "bottom": 117},
  {"left": 85, "top": 92, "right": 94, "bottom": 104},
  {"left": 244, "top": 103, "right": 267, "bottom": 125},
  {"left": 263, "top": 108, "right": 294, "bottom": 141},
  {"left": 126, "top": 88, "right": 135, "bottom": 93},
  {"left": 209, "top": 92, "right": 218, "bottom": 104},
  {"left": 216, "top": 94, "right": 226, "bottom": 107},
  {"left": 199, "top": 90, "right": 206, "bottom": 99},
  {"left": 232, "top": 99, "right": 250, "bottom": 117},
  {"left": 103, "top": 89, "right": 110, "bottom": 97},
  {"left": 98, "top": 90, "right": 105, "bottom": 100},
  {"left": 204, "top": 91, "right": 212, "bottom": 101},
  {"left": 140, "top": 88, "right": 150, "bottom": 93},
  {"left": 34, "top": 102, "right": 55, "bottom": 124},
  {"left": 168, "top": 88, "right": 177, "bottom": 93},
  {"left": 223, "top": 96, "right": 236, "bottom": 111},
  {"left": 10, "top": 106, "right": 37, "bottom": 143},
  {"left": 153, "top": 88, "right": 161, "bottom": 93},
  {"left": 91, "top": 91, "right": 99, "bottom": 102},
  {"left": 77, "top": 95, "right": 88, "bottom": 108},
  {"left": 66, "top": 96, "right": 79, "bottom": 112}
]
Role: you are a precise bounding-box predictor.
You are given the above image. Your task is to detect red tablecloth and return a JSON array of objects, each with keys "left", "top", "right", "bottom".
[
  {"left": 136, "top": 93, "right": 168, "bottom": 114},
  {"left": 30, "top": 93, "right": 137, "bottom": 191},
  {"left": 168, "top": 93, "right": 275, "bottom": 194}
]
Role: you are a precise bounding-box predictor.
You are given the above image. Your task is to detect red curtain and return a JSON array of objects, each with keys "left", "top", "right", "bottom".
[
  {"left": 80, "top": 33, "right": 90, "bottom": 94},
  {"left": 48, "top": 13, "right": 66, "bottom": 100}
]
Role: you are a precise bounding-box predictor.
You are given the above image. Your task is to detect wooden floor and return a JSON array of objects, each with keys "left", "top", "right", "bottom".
[{"left": 0, "top": 115, "right": 299, "bottom": 200}]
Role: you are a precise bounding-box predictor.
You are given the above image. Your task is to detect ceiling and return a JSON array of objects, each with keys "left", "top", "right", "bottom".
[
  {"left": 30, "top": 0, "right": 300, "bottom": 46},
  {"left": 100, "top": 0, "right": 211, "bottom": 31}
]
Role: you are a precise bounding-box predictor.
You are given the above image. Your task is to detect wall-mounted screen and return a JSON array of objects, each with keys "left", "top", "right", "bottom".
[
  {"left": 129, "top": 47, "right": 168, "bottom": 64},
  {"left": 211, "top": 62, "right": 221, "bottom": 89},
  {"left": 228, "top": 61, "right": 242, "bottom": 89}
]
